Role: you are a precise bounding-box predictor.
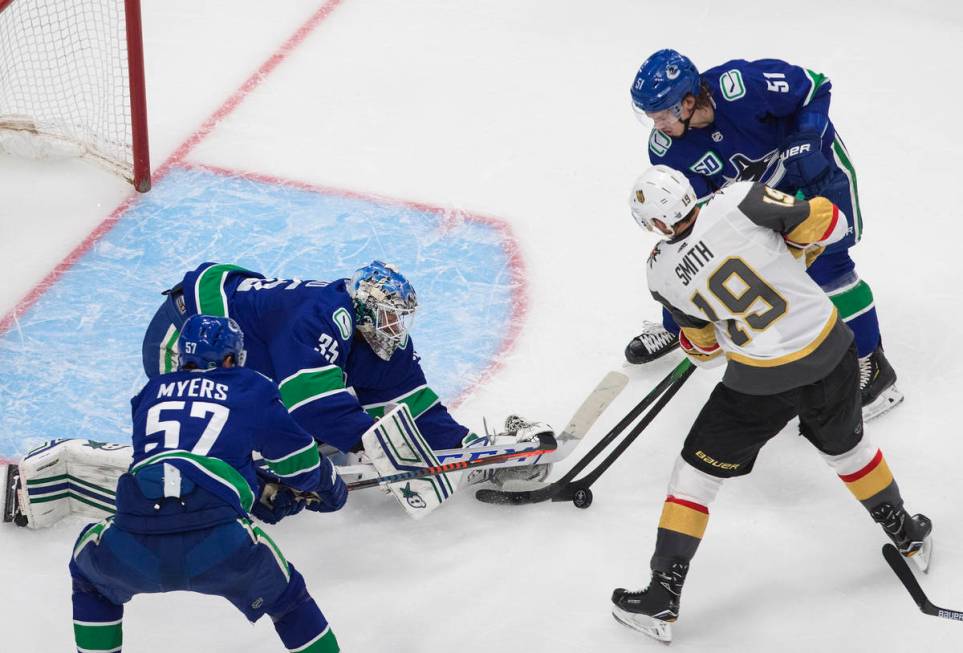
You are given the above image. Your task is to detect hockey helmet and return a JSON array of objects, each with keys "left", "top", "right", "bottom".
[
  {"left": 177, "top": 314, "right": 246, "bottom": 370},
  {"left": 630, "top": 49, "right": 701, "bottom": 116},
  {"left": 629, "top": 165, "right": 698, "bottom": 237},
  {"left": 349, "top": 260, "right": 418, "bottom": 361}
]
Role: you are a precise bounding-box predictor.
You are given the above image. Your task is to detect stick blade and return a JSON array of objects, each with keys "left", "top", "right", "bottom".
[
  {"left": 474, "top": 485, "right": 555, "bottom": 506},
  {"left": 882, "top": 543, "right": 931, "bottom": 612}
]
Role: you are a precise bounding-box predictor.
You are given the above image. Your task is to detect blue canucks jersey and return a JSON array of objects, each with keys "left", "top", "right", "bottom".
[
  {"left": 175, "top": 262, "right": 470, "bottom": 453},
  {"left": 123, "top": 366, "right": 322, "bottom": 526},
  {"left": 646, "top": 59, "right": 833, "bottom": 200}
]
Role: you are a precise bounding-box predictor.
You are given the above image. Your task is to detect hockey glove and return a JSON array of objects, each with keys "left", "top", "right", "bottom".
[
  {"left": 304, "top": 458, "right": 348, "bottom": 513},
  {"left": 252, "top": 480, "right": 306, "bottom": 524},
  {"left": 781, "top": 131, "right": 831, "bottom": 197}
]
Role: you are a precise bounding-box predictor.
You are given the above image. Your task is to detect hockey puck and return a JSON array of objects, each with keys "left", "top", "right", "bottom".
[{"left": 571, "top": 487, "right": 593, "bottom": 509}]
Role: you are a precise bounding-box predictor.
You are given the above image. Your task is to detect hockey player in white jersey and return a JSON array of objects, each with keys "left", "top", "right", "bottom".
[{"left": 610, "top": 166, "right": 932, "bottom": 643}]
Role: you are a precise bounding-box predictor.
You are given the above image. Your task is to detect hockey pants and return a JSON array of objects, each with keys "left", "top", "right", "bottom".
[{"left": 70, "top": 517, "right": 339, "bottom": 652}]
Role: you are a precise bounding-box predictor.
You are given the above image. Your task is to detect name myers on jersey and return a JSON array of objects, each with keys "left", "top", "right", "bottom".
[
  {"left": 675, "top": 240, "right": 715, "bottom": 286},
  {"left": 157, "top": 377, "right": 229, "bottom": 401}
]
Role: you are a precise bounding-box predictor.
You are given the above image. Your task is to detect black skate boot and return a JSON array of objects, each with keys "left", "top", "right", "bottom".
[
  {"left": 611, "top": 561, "right": 688, "bottom": 643},
  {"left": 871, "top": 503, "right": 932, "bottom": 572},
  {"left": 859, "top": 343, "right": 903, "bottom": 421},
  {"left": 625, "top": 321, "right": 679, "bottom": 365}
]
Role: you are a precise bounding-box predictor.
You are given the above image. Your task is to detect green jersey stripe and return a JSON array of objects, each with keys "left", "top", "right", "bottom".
[
  {"left": 194, "top": 263, "right": 247, "bottom": 317},
  {"left": 265, "top": 442, "right": 321, "bottom": 478},
  {"left": 132, "top": 451, "right": 254, "bottom": 512},
  {"left": 279, "top": 366, "right": 346, "bottom": 410},
  {"left": 831, "top": 137, "right": 863, "bottom": 241},
  {"left": 74, "top": 621, "right": 122, "bottom": 652},
  {"left": 362, "top": 385, "right": 440, "bottom": 420},
  {"left": 803, "top": 69, "right": 829, "bottom": 107}
]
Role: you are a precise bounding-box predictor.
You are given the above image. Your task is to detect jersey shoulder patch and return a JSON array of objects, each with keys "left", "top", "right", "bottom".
[{"left": 648, "top": 129, "right": 673, "bottom": 157}]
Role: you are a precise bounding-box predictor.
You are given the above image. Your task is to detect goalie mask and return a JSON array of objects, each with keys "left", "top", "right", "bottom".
[
  {"left": 350, "top": 260, "right": 418, "bottom": 361},
  {"left": 629, "top": 164, "right": 697, "bottom": 238}
]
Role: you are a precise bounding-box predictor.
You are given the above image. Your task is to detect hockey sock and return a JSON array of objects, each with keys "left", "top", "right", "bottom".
[
  {"left": 825, "top": 278, "right": 880, "bottom": 358},
  {"left": 823, "top": 440, "right": 903, "bottom": 510},
  {"left": 651, "top": 458, "right": 722, "bottom": 571},
  {"left": 270, "top": 565, "right": 340, "bottom": 653},
  {"left": 71, "top": 572, "right": 124, "bottom": 653}
]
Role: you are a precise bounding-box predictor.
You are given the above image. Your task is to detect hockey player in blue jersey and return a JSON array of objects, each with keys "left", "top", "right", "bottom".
[
  {"left": 622, "top": 49, "right": 901, "bottom": 419},
  {"left": 70, "top": 315, "right": 347, "bottom": 653},
  {"left": 141, "top": 260, "right": 551, "bottom": 488}
]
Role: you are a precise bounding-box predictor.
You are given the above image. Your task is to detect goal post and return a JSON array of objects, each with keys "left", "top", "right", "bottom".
[{"left": 0, "top": 0, "right": 152, "bottom": 191}]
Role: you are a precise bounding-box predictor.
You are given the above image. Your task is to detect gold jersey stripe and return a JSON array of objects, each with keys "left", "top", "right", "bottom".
[
  {"left": 659, "top": 500, "right": 709, "bottom": 539},
  {"left": 681, "top": 324, "right": 718, "bottom": 349},
  {"left": 844, "top": 457, "right": 895, "bottom": 501},
  {"left": 786, "top": 197, "right": 838, "bottom": 245},
  {"left": 726, "top": 308, "right": 838, "bottom": 368}
]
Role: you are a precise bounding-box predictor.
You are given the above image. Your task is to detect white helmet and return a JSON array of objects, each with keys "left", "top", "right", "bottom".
[{"left": 628, "top": 165, "right": 697, "bottom": 236}]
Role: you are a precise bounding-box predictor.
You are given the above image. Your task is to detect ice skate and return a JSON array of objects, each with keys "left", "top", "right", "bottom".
[
  {"left": 611, "top": 562, "right": 688, "bottom": 643},
  {"left": 859, "top": 344, "right": 902, "bottom": 421},
  {"left": 625, "top": 322, "right": 679, "bottom": 365},
  {"left": 872, "top": 503, "right": 932, "bottom": 573}
]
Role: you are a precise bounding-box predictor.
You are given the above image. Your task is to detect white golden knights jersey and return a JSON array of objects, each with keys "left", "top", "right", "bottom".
[{"left": 647, "top": 181, "right": 852, "bottom": 395}]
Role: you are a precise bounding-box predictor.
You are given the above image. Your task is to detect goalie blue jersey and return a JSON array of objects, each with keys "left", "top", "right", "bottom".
[
  {"left": 121, "top": 366, "right": 322, "bottom": 529},
  {"left": 172, "top": 262, "right": 469, "bottom": 453},
  {"left": 646, "top": 58, "right": 834, "bottom": 200}
]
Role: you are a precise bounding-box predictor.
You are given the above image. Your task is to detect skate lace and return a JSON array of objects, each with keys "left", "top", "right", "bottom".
[
  {"left": 858, "top": 354, "right": 874, "bottom": 391},
  {"left": 636, "top": 322, "right": 675, "bottom": 350}
]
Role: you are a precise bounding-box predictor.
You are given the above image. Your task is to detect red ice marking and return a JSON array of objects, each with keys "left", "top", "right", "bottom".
[
  {"left": 0, "top": 0, "right": 346, "bottom": 337},
  {"left": 0, "top": 0, "right": 527, "bottom": 409},
  {"left": 180, "top": 162, "right": 529, "bottom": 410}
]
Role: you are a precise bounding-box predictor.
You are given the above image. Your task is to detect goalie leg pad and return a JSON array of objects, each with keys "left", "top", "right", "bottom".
[
  {"left": 362, "top": 405, "right": 456, "bottom": 519},
  {"left": 17, "top": 439, "right": 131, "bottom": 529}
]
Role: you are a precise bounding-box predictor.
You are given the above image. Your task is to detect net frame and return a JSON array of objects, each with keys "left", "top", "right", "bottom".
[{"left": 0, "top": 0, "right": 151, "bottom": 191}]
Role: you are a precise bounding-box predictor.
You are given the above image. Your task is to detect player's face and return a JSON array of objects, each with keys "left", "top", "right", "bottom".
[
  {"left": 645, "top": 108, "right": 683, "bottom": 135},
  {"left": 375, "top": 305, "right": 415, "bottom": 341}
]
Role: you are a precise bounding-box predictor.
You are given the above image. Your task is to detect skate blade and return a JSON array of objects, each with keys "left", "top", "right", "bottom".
[
  {"left": 909, "top": 535, "right": 933, "bottom": 574},
  {"left": 612, "top": 606, "right": 673, "bottom": 643},
  {"left": 862, "top": 386, "right": 904, "bottom": 421}
]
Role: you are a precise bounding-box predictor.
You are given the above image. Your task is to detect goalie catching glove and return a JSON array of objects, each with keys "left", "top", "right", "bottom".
[{"left": 465, "top": 415, "right": 555, "bottom": 487}]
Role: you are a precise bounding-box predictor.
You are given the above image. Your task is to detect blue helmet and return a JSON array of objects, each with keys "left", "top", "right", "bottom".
[
  {"left": 349, "top": 260, "right": 418, "bottom": 361},
  {"left": 630, "top": 49, "right": 701, "bottom": 113},
  {"left": 177, "top": 314, "right": 245, "bottom": 370}
]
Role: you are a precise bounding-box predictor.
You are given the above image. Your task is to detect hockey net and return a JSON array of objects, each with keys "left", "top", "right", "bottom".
[{"left": 0, "top": 0, "right": 151, "bottom": 191}]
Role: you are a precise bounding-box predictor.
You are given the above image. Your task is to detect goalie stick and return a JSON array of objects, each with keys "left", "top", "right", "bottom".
[
  {"left": 333, "top": 370, "right": 629, "bottom": 482},
  {"left": 263, "top": 433, "right": 559, "bottom": 508},
  {"left": 475, "top": 358, "right": 694, "bottom": 507},
  {"left": 882, "top": 544, "right": 963, "bottom": 622},
  {"left": 267, "top": 370, "right": 628, "bottom": 503}
]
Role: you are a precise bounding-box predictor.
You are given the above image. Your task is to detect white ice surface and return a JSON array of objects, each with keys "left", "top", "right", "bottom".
[{"left": 2, "top": 1, "right": 963, "bottom": 651}]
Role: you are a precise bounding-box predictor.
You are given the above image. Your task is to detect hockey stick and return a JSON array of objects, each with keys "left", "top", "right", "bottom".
[
  {"left": 475, "top": 358, "right": 694, "bottom": 507},
  {"left": 346, "top": 432, "right": 557, "bottom": 491},
  {"left": 882, "top": 544, "right": 963, "bottom": 621},
  {"left": 333, "top": 370, "right": 629, "bottom": 482}
]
